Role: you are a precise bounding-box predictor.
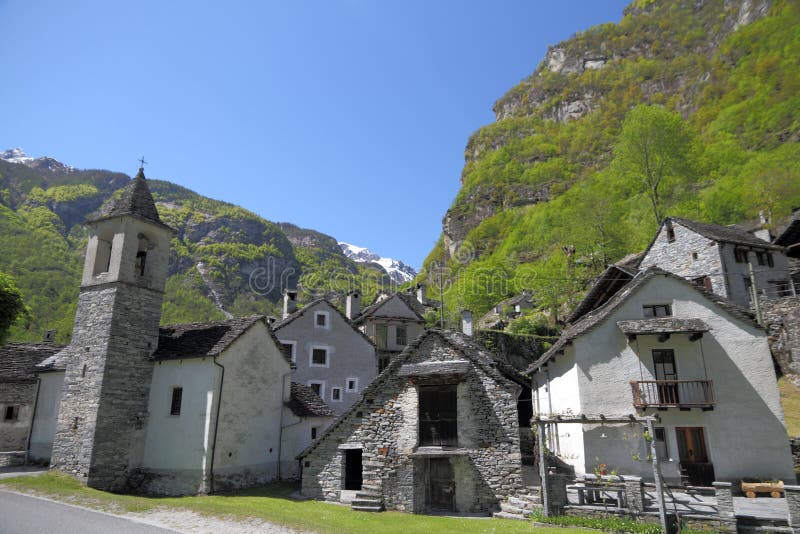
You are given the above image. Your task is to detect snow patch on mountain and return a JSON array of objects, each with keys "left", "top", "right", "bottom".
[
  {"left": 339, "top": 242, "right": 417, "bottom": 284},
  {"left": 1, "top": 147, "right": 75, "bottom": 173}
]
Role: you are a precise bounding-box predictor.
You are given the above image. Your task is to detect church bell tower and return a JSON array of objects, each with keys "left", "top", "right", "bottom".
[{"left": 50, "top": 165, "right": 174, "bottom": 490}]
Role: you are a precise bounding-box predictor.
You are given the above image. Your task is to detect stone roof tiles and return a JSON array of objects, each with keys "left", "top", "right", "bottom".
[
  {"left": 287, "top": 382, "right": 334, "bottom": 418},
  {"left": 0, "top": 342, "right": 65, "bottom": 382},
  {"left": 152, "top": 315, "right": 267, "bottom": 361},
  {"left": 670, "top": 217, "right": 783, "bottom": 250},
  {"left": 88, "top": 168, "right": 172, "bottom": 230},
  {"left": 617, "top": 318, "right": 709, "bottom": 335}
]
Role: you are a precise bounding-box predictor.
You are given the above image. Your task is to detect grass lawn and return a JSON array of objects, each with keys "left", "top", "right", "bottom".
[
  {"left": 0, "top": 472, "right": 593, "bottom": 534},
  {"left": 779, "top": 376, "right": 800, "bottom": 438}
]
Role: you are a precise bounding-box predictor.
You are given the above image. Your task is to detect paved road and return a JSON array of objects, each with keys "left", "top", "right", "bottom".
[{"left": 0, "top": 490, "right": 177, "bottom": 534}]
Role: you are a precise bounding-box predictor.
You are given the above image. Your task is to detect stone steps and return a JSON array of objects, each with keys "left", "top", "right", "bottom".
[
  {"left": 351, "top": 485, "right": 384, "bottom": 512},
  {"left": 492, "top": 511, "right": 528, "bottom": 521}
]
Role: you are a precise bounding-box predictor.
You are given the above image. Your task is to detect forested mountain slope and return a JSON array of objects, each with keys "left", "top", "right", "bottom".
[{"left": 421, "top": 0, "right": 800, "bottom": 323}]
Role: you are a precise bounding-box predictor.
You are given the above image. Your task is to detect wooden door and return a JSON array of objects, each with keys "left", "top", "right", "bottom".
[
  {"left": 676, "top": 427, "right": 714, "bottom": 486},
  {"left": 652, "top": 349, "right": 679, "bottom": 404},
  {"left": 427, "top": 458, "right": 455, "bottom": 512}
]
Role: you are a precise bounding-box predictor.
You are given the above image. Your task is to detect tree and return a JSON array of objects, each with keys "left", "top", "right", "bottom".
[
  {"left": 0, "top": 271, "right": 27, "bottom": 344},
  {"left": 612, "top": 104, "right": 696, "bottom": 225}
]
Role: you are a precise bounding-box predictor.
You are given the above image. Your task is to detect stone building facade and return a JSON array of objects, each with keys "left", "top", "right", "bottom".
[
  {"left": 299, "top": 329, "right": 527, "bottom": 515},
  {"left": 47, "top": 168, "right": 174, "bottom": 491}
]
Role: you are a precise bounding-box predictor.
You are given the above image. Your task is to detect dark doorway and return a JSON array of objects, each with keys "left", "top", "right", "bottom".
[
  {"left": 427, "top": 458, "right": 455, "bottom": 512},
  {"left": 676, "top": 427, "right": 714, "bottom": 486},
  {"left": 344, "top": 449, "right": 362, "bottom": 490},
  {"left": 652, "top": 349, "right": 679, "bottom": 404},
  {"left": 419, "top": 384, "right": 457, "bottom": 447}
]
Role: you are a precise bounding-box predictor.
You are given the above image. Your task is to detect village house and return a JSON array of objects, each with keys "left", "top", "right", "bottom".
[
  {"left": 16, "top": 167, "right": 324, "bottom": 495},
  {"left": 273, "top": 292, "right": 376, "bottom": 415},
  {"left": 298, "top": 328, "right": 536, "bottom": 515},
  {"left": 638, "top": 216, "right": 795, "bottom": 307},
  {"left": 477, "top": 290, "right": 535, "bottom": 331},
  {"left": 352, "top": 288, "right": 428, "bottom": 372},
  {"left": 527, "top": 267, "right": 796, "bottom": 486},
  {"left": 0, "top": 336, "right": 63, "bottom": 465}
]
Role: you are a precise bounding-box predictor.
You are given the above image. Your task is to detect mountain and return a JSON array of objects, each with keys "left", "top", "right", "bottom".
[
  {"left": 339, "top": 242, "right": 417, "bottom": 284},
  {"left": 420, "top": 0, "right": 800, "bottom": 323},
  {"left": 0, "top": 152, "right": 390, "bottom": 343}
]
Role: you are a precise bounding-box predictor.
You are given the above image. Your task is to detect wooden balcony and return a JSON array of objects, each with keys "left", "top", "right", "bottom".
[{"left": 631, "top": 380, "right": 715, "bottom": 409}]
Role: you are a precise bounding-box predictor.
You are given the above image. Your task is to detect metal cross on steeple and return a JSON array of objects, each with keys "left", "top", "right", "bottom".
[{"left": 138, "top": 156, "right": 148, "bottom": 170}]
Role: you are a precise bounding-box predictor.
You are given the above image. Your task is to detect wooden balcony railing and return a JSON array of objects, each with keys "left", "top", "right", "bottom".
[{"left": 631, "top": 380, "right": 715, "bottom": 409}]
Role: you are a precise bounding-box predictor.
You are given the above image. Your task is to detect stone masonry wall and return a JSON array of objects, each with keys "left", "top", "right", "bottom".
[
  {"left": 639, "top": 223, "right": 727, "bottom": 298},
  {"left": 50, "top": 282, "right": 161, "bottom": 491},
  {"left": 761, "top": 296, "right": 800, "bottom": 376},
  {"left": 0, "top": 382, "right": 36, "bottom": 451},
  {"left": 301, "top": 333, "right": 523, "bottom": 514}
]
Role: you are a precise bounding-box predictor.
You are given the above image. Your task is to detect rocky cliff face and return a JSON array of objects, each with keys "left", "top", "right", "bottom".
[{"left": 438, "top": 0, "right": 773, "bottom": 260}]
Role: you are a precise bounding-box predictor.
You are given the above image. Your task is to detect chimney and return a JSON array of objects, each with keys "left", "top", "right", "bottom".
[
  {"left": 283, "top": 289, "right": 298, "bottom": 319},
  {"left": 461, "top": 310, "right": 473, "bottom": 337},
  {"left": 416, "top": 283, "right": 427, "bottom": 305},
  {"left": 265, "top": 316, "right": 277, "bottom": 326},
  {"left": 43, "top": 330, "right": 57, "bottom": 343},
  {"left": 346, "top": 290, "right": 361, "bottom": 320}
]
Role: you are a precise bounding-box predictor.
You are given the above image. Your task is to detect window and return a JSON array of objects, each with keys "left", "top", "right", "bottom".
[
  {"left": 310, "top": 347, "right": 329, "bottom": 367},
  {"left": 135, "top": 250, "right": 147, "bottom": 276},
  {"left": 331, "top": 387, "right": 342, "bottom": 402},
  {"left": 378, "top": 353, "right": 391, "bottom": 373},
  {"left": 767, "top": 253, "right": 774, "bottom": 268},
  {"left": 419, "top": 384, "right": 457, "bottom": 447},
  {"left": 665, "top": 221, "right": 675, "bottom": 243},
  {"left": 691, "top": 252, "right": 698, "bottom": 261},
  {"left": 692, "top": 276, "right": 713, "bottom": 291},
  {"left": 734, "top": 248, "right": 748, "bottom": 263},
  {"left": 643, "top": 304, "right": 671, "bottom": 318},
  {"left": 755, "top": 251, "right": 767, "bottom": 266},
  {"left": 395, "top": 325, "right": 407, "bottom": 346},
  {"left": 654, "top": 427, "right": 669, "bottom": 461},
  {"left": 93, "top": 238, "right": 113, "bottom": 275},
  {"left": 280, "top": 341, "right": 296, "bottom": 363},
  {"left": 170, "top": 387, "right": 183, "bottom": 416},
  {"left": 314, "top": 311, "right": 329, "bottom": 329},
  {"left": 346, "top": 378, "right": 358, "bottom": 393},
  {"left": 308, "top": 381, "right": 325, "bottom": 399},
  {"left": 3, "top": 405, "right": 19, "bottom": 421},
  {"left": 311, "top": 427, "right": 318, "bottom": 440},
  {"left": 375, "top": 324, "right": 388, "bottom": 349}
]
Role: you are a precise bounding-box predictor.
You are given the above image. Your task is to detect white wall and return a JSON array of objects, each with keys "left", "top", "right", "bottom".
[
  {"left": 544, "top": 273, "right": 796, "bottom": 482},
  {"left": 280, "top": 408, "right": 333, "bottom": 479},
  {"left": 28, "top": 371, "right": 64, "bottom": 461}
]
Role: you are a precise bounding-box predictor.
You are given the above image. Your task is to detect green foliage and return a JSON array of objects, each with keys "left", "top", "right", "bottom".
[
  {"left": 26, "top": 184, "right": 99, "bottom": 204},
  {"left": 530, "top": 510, "right": 663, "bottom": 533},
  {"left": 0, "top": 271, "right": 28, "bottom": 344}
]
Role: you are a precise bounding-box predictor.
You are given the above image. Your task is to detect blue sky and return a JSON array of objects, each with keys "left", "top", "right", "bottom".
[{"left": 0, "top": 1, "right": 628, "bottom": 268}]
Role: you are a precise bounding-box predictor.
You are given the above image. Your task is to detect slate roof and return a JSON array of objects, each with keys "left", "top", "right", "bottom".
[
  {"left": 297, "top": 328, "right": 528, "bottom": 459},
  {"left": 0, "top": 342, "right": 65, "bottom": 382},
  {"left": 287, "top": 382, "right": 334, "bottom": 418},
  {"left": 525, "top": 267, "right": 760, "bottom": 375},
  {"left": 87, "top": 168, "right": 172, "bottom": 230},
  {"left": 398, "top": 360, "right": 471, "bottom": 377},
  {"left": 152, "top": 315, "right": 271, "bottom": 361},
  {"left": 354, "top": 292, "right": 426, "bottom": 324},
  {"left": 774, "top": 218, "right": 800, "bottom": 258},
  {"left": 617, "top": 318, "right": 709, "bottom": 335},
  {"left": 565, "top": 264, "right": 637, "bottom": 324}
]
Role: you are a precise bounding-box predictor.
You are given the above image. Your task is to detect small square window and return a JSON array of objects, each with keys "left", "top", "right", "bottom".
[
  {"left": 756, "top": 251, "right": 767, "bottom": 266},
  {"left": 734, "top": 248, "right": 748, "bottom": 263},
  {"left": 643, "top": 304, "right": 671, "bottom": 318},
  {"left": 280, "top": 341, "right": 296, "bottom": 363},
  {"left": 314, "top": 312, "right": 329, "bottom": 329},
  {"left": 311, "top": 347, "right": 328, "bottom": 367},
  {"left": 331, "top": 387, "right": 342, "bottom": 402},
  {"left": 346, "top": 378, "right": 358, "bottom": 393},
  {"left": 691, "top": 252, "right": 698, "bottom": 260},
  {"left": 3, "top": 405, "right": 19, "bottom": 421},
  {"left": 308, "top": 381, "right": 325, "bottom": 399},
  {"left": 395, "top": 326, "right": 407, "bottom": 346},
  {"left": 170, "top": 387, "right": 183, "bottom": 416}
]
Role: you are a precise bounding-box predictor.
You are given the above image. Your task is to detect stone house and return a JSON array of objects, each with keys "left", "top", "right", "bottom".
[
  {"left": 527, "top": 267, "right": 796, "bottom": 486},
  {"left": 0, "top": 339, "right": 63, "bottom": 465},
  {"left": 352, "top": 290, "right": 427, "bottom": 372},
  {"left": 22, "top": 167, "right": 322, "bottom": 494},
  {"left": 274, "top": 295, "right": 376, "bottom": 415},
  {"left": 638, "top": 216, "right": 794, "bottom": 307},
  {"left": 299, "top": 329, "right": 532, "bottom": 515},
  {"left": 478, "top": 290, "right": 535, "bottom": 330}
]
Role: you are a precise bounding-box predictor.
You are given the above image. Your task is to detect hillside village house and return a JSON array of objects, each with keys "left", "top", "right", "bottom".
[
  {"left": 638, "top": 217, "right": 795, "bottom": 307},
  {"left": 527, "top": 268, "right": 796, "bottom": 486},
  {"left": 299, "top": 329, "right": 535, "bottom": 515},
  {"left": 477, "top": 290, "right": 535, "bottom": 331},
  {"left": 7, "top": 168, "right": 328, "bottom": 494},
  {"left": 274, "top": 293, "right": 376, "bottom": 415},
  {"left": 352, "top": 288, "right": 428, "bottom": 372}
]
